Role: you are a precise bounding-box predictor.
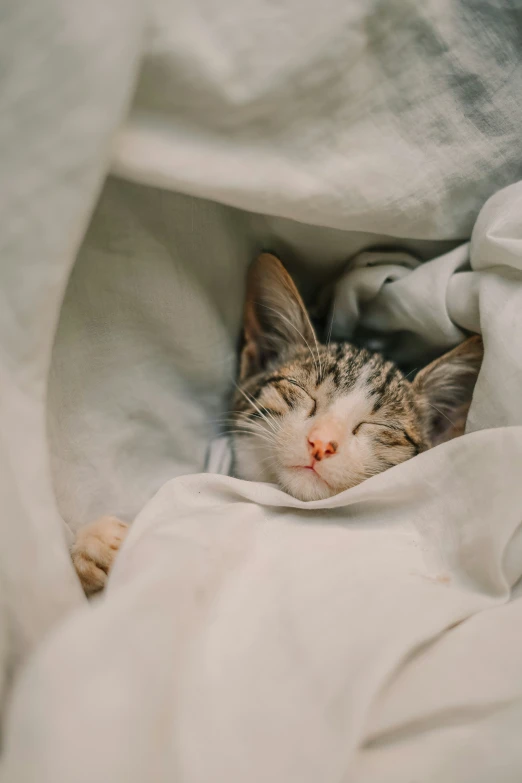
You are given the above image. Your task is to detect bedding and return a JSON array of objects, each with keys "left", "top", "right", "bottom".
[{"left": 1, "top": 0, "right": 522, "bottom": 779}]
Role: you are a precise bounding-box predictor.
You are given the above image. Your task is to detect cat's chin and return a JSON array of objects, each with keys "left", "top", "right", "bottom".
[{"left": 278, "top": 466, "right": 340, "bottom": 502}]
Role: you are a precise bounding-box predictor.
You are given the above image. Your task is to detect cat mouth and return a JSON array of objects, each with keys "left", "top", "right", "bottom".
[{"left": 290, "top": 465, "right": 333, "bottom": 489}]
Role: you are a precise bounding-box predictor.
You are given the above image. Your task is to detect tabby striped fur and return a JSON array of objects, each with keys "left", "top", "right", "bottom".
[{"left": 230, "top": 254, "right": 482, "bottom": 501}]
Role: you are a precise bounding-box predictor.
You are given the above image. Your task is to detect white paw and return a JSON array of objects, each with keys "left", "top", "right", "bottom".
[{"left": 72, "top": 515, "right": 129, "bottom": 595}]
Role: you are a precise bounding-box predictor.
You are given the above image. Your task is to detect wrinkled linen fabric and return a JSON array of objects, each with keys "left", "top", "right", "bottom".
[{"left": 1, "top": 0, "right": 522, "bottom": 780}]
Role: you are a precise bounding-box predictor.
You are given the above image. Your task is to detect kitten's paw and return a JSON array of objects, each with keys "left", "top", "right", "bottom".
[{"left": 72, "top": 515, "right": 129, "bottom": 595}]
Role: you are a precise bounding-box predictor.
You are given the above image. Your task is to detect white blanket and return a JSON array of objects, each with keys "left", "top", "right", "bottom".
[{"left": 1, "top": 0, "right": 522, "bottom": 780}]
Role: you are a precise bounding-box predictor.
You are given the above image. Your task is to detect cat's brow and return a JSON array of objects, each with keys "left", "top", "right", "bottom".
[{"left": 266, "top": 376, "right": 307, "bottom": 392}]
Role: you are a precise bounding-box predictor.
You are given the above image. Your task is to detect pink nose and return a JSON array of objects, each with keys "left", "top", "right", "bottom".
[{"left": 307, "top": 435, "right": 338, "bottom": 461}]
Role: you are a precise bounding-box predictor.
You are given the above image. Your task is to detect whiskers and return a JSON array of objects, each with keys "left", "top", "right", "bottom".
[
  {"left": 256, "top": 301, "right": 323, "bottom": 382},
  {"left": 210, "top": 384, "right": 282, "bottom": 449},
  {"left": 325, "top": 302, "right": 335, "bottom": 350},
  {"left": 425, "top": 401, "right": 454, "bottom": 426},
  {"left": 211, "top": 416, "right": 276, "bottom": 446},
  {"left": 232, "top": 381, "right": 282, "bottom": 434}
]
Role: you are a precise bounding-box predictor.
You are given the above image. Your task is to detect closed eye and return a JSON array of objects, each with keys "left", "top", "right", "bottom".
[
  {"left": 286, "top": 378, "right": 317, "bottom": 417},
  {"left": 267, "top": 376, "right": 317, "bottom": 416},
  {"left": 354, "top": 421, "right": 421, "bottom": 453},
  {"left": 353, "top": 421, "right": 404, "bottom": 435}
]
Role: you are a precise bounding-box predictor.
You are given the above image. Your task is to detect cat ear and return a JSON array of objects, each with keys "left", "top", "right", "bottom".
[
  {"left": 240, "top": 253, "right": 317, "bottom": 380},
  {"left": 412, "top": 335, "right": 484, "bottom": 445}
]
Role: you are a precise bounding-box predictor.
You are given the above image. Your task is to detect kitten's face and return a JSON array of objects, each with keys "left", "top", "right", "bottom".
[
  {"left": 233, "top": 344, "right": 423, "bottom": 501},
  {"left": 230, "top": 254, "right": 482, "bottom": 501}
]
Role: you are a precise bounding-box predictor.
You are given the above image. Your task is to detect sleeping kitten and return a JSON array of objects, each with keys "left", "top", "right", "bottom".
[
  {"left": 229, "top": 253, "right": 483, "bottom": 502},
  {"left": 72, "top": 253, "right": 483, "bottom": 593}
]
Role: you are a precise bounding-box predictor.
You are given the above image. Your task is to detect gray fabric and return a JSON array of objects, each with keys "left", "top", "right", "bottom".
[
  {"left": 115, "top": 0, "right": 522, "bottom": 239},
  {"left": 0, "top": 0, "right": 142, "bottom": 708},
  {"left": 1, "top": 0, "right": 522, "bottom": 779}
]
